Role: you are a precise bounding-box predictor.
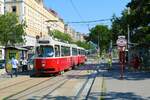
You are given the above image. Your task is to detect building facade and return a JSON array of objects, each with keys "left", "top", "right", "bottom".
[
  {"left": 5, "top": 0, "right": 84, "bottom": 46},
  {"left": 5, "top": 0, "right": 65, "bottom": 46},
  {"left": 0, "top": 0, "right": 4, "bottom": 60},
  {"left": 0, "top": 0, "right": 4, "bottom": 14}
]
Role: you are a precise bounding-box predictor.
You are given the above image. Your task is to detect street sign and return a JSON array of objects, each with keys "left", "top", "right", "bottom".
[
  {"left": 116, "top": 36, "right": 127, "bottom": 47},
  {"left": 116, "top": 36, "right": 127, "bottom": 79}
]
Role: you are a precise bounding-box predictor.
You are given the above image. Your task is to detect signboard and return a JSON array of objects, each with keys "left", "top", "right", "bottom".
[
  {"left": 38, "top": 40, "right": 50, "bottom": 44},
  {"left": 116, "top": 36, "right": 127, "bottom": 47},
  {"left": 116, "top": 36, "right": 127, "bottom": 79}
]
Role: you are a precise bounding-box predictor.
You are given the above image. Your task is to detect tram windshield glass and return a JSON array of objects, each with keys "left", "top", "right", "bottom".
[{"left": 36, "top": 46, "right": 54, "bottom": 57}]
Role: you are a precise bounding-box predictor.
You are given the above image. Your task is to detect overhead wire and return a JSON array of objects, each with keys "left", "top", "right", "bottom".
[
  {"left": 69, "top": 0, "right": 89, "bottom": 31},
  {"left": 66, "top": 18, "right": 111, "bottom": 24},
  {"left": 70, "top": 0, "right": 84, "bottom": 22}
]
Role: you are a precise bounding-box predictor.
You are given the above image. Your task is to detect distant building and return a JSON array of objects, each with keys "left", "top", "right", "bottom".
[
  {"left": 75, "top": 32, "right": 85, "bottom": 42},
  {"left": 0, "top": 0, "right": 4, "bottom": 14},
  {"left": 64, "top": 25, "right": 85, "bottom": 42},
  {"left": 5, "top": 0, "right": 65, "bottom": 46}
]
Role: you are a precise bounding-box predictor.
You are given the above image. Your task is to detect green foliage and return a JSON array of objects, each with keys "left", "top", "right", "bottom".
[
  {"left": 111, "top": 11, "right": 129, "bottom": 43},
  {"left": 0, "top": 13, "right": 26, "bottom": 46},
  {"left": 75, "top": 40, "right": 95, "bottom": 50},
  {"left": 111, "top": 0, "right": 150, "bottom": 44},
  {"left": 51, "top": 30, "right": 73, "bottom": 43},
  {"left": 88, "top": 25, "right": 112, "bottom": 52},
  {"left": 127, "top": 0, "right": 150, "bottom": 43}
]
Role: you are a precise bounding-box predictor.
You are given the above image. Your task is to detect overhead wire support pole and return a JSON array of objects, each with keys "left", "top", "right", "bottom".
[{"left": 127, "top": 7, "right": 130, "bottom": 64}]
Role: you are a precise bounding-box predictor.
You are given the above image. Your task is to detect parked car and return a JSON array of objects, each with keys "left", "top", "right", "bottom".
[{"left": 0, "top": 60, "right": 5, "bottom": 69}]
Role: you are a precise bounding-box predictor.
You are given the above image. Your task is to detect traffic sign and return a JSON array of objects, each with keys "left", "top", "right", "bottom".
[{"left": 116, "top": 36, "right": 127, "bottom": 47}]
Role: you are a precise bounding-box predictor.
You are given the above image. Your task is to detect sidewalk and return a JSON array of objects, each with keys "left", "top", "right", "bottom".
[{"left": 103, "top": 63, "right": 150, "bottom": 100}]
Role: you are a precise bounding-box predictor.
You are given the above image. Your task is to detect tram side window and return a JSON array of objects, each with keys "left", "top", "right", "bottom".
[
  {"left": 61, "top": 46, "right": 70, "bottom": 56},
  {"left": 81, "top": 50, "right": 85, "bottom": 55},
  {"left": 78, "top": 49, "right": 81, "bottom": 55},
  {"left": 72, "top": 48, "right": 77, "bottom": 55},
  {"left": 55, "top": 45, "right": 60, "bottom": 57}
]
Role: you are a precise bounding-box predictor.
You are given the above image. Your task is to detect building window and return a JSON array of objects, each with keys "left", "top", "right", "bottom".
[{"left": 12, "top": 6, "right": 16, "bottom": 12}]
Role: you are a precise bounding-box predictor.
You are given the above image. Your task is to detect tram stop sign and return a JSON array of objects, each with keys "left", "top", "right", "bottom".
[{"left": 116, "top": 36, "right": 127, "bottom": 47}]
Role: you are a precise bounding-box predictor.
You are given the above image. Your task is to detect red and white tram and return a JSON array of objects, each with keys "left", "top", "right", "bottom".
[{"left": 34, "top": 37, "right": 86, "bottom": 74}]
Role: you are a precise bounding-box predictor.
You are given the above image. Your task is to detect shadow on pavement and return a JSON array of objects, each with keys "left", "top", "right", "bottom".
[
  {"left": 99, "top": 63, "right": 150, "bottom": 81},
  {"left": 29, "top": 95, "right": 74, "bottom": 100},
  {"left": 105, "top": 91, "right": 147, "bottom": 100},
  {"left": 69, "top": 63, "right": 150, "bottom": 81}
]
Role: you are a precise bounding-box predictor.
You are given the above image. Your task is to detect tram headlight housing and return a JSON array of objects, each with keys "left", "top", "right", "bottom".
[{"left": 42, "top": 63, "right": 45, "bottom": 67}]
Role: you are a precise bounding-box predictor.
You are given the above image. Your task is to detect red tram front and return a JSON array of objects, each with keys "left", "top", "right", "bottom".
[{"left": 34, "top": 37, "right": 86, "bottom": 74}]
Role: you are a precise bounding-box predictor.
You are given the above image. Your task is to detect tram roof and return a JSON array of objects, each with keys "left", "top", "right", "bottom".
[
  {"left": 37, "top": 37, "right": 71, "bottom": 47},
  {"left": 37, "top": 37, "right": 85, "bottom": 49}
]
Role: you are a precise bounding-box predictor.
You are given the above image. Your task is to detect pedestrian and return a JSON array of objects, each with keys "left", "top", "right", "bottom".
[
  {"left": 107, "top": 55, "right": 112, "bottom": 70},
  {"left": 22, "top": 58, "right": 28, "bottom": 72},
  {"left": 132, "top": 55, "right": 140, "bottom": 72},
  {"left": 10, "top": 57, "right": 19, "bottom": 78}
]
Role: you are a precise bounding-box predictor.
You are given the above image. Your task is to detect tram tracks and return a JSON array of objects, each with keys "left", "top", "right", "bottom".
[
  {"left": 74, "top": 71, "right": 97, "bottom": 100},
  {"left": 9, "top": 70, "right": 82, "bottom": 99},
  {"left": 3, "top": 65, "right": 97, "bottom": 100},
  {"left": 2, "top": 77, "right": 52, "bottom": 100},
  {"left": 3, "top": 67, "right": 85, "bottom": 100},
  {"left": 0, "top": 78, "right": 33, "bottom": 91},
  {"left": 40, "top": 65, "right": 98, "bottom": 100}
]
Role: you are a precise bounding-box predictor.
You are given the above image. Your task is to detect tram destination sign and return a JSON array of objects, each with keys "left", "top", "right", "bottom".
[{"left": 38, "top": 40, "right": 50, "bottom": 44}]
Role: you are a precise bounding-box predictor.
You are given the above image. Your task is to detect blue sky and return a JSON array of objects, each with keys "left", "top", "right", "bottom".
[{"left": 44, "top": 0, "right": 130, "bottom": 34}]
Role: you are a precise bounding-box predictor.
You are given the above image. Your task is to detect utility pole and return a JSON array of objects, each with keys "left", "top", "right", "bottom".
[
  {"left": 127, "top": 7, "right": 130, "bottom": 64},
  {"left": 98, "top": 33, "right": 100, "bottom": 56}
]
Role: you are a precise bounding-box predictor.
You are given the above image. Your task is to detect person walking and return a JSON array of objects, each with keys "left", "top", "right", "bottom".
[
  {"left": 107, "top": 55, "right": 112, "bottom": 70},
  {"left": 22, "top": 58, "right": 28, "bottom": 72},
  {"left": 10, "top": 57, "right": 19, "bottom": 78}
]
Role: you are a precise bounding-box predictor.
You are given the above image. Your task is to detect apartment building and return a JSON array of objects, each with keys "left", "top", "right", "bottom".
[
  {"left": 0, "top": 0, "right": 4, "bottom": 60},
  {"left": 76, "top": 32, "right": 85, "bottom": 42},
  {"left": 0, "top": 0, "right": 4, "bottom": 14},
  {"left": 5, "top": 0, "right": 65, "bottom": 46}
]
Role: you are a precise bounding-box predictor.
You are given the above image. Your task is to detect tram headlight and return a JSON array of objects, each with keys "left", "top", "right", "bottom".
[{"left": 42, "top": 63, "right": 45, "bottom": 67}]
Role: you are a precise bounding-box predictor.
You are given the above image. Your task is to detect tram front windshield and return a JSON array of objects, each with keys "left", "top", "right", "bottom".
[{"left": 36, "top": 46, "right": 54, "bottom": 57}]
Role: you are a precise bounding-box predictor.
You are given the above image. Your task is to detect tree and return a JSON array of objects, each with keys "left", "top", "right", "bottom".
[
  {"left": 51, "top": 30, "right": 73, "bottom": 43},
  {"left": 111, "top": 0, "right": 150, "bottom": 44},
  {"left": 111, "top": 10, "right": 129, "bottom": 44},
  {"left": 75, "top": 40, "right": 95, "bottom": 50},
  {"left": 127, "top": 0, "right": 150, "bottom": 43},
  {"left": 0, "top": 13, "right": 26, "bottom": 46},
  {"left": 88, "top": 25, "right": 112, "bottom": 53}
]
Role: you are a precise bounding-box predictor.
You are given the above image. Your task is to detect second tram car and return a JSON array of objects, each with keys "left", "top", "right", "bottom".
[{"left": 34, "top": 37, "right": 86, "bottom": 74}]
